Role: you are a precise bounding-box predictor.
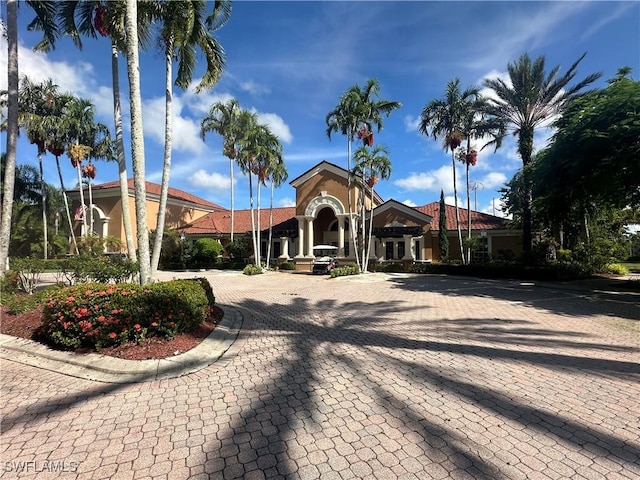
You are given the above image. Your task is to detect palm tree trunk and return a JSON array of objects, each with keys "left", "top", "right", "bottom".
[
  {"left": 365, "top": 173, "right": 375, "bottom": 272},
  {"left": 38, "top": 153, "right": 48, "bottom": 259},
  {"left": 125, "top": 0, "right": 151, "bottom": 284},
  {"left": 346, "top": 130, "right": 361, "bottom": 271},
  {"left": 151, "top": 37, "right": 174, "bottom": 277},
  {"left": 0, "top": 0, "right": 18, "bottom": 275},
  {"left": 248, "top": 171, "right": 258, "bottom": 265},
  {"left": 519, "top": 128, "right": 534, "bottom": 253},
  {"left": 230, "top": 158, "right": 234, "bottom": 244},
  {"left": 111, "top": 41, "right": 137, "bottom": 261},
  {"left": 88, "top": 177, "right": 94, "bottom": 237},
  {"left": 266, "top": 180, "right": 274, "bottom": 268},
  {"left": 257, "top": 178, "right": 261, "bottom": 266},
  {"left": 451, "top": 151, "right": 464, "bottom": 264},
  {"left": 75, "top": 158, "right": 87, "bottom": 237},
  {"left": 466, "top": 161, "right": 471, "bottom": 264},
  {"left": 55, "top": 155, "right": 78, "bottom": 255}
]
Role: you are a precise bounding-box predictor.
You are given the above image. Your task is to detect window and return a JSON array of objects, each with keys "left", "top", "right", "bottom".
[
  {"left": 398, "top": 241, "right": 405, "bottom": 258},
  {"left": 386, "top": 242, "right": 393, "bottom": 259},
  {"left": 415, "top": 241, "right": 421, "bottom": 260},
  {"left": 274, "top": 241, "right": 281, "bottom": 258}
]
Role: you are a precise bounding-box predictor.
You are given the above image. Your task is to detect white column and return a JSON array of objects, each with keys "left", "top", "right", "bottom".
[
  {"left": 380, "top": 239, "right": 387, "bottom": 260},
  {"left": 296, "top": 216, "right": 305, "bottom": 257},
  {"left": 280, "top": 237, "right": 289, "bottom": 259},
  {"left": 403, "top": 234, "right": 413, "bottom": 260},
  {"left": 337, "top": 215, "right": 345, "bottom": 258},
  {"left": 306, "top": 217, "right": 314, "bottom": 257},
  {"left": 348, "top": 215, "right": 357, "bottom": 259}
]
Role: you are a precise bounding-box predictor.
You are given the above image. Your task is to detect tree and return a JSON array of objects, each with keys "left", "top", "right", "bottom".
[
  {"left": 125, "top": 0, "right": 151, "bottom": 284},
  {"left": 150, "top": 0, "right": 230, "bottom": 277},
  {"left": 56, "top": 0, "right": 157, "bottom": 262},
  {"left": 438, "top": 190, "right": 449, "bottom": 261},
  {"left": 541, "top": 68, "right": 639, "bottom": 210},
  {"left": 482, "top": 52, "right": 602, "bottom": 255},
  {"left": 420, "top": 78, "right": 477, "bottom": 263},
  {"left": 200, "top": 98, "right": 241, "bottom": 243},
  {"left": 326, "top": 78, "right": 401, "bottom": 271},
  {"left": 353, "top": 144, "right": 391, "bottom": 272}
]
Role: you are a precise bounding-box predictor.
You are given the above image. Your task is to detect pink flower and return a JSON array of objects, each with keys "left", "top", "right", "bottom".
[
  {"left": 151, "top": 322, "right": 158, "bottom": 328},
  {"left": 109, "top": 332, "right": 117, "bottom": 339},
  {"left": 133, "top": 324, "right": 142, "bottom": 331},
  {"left": 97, "top": 316, "right": 106, "bottom": 323}
]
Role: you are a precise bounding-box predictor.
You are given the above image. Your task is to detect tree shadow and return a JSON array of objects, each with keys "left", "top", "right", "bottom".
[
  {"left": 386, "top": 274, "right": 640, "bottom": 320},
  {"left": 200, "top": 295, "right": 639, "bottom": 477}
]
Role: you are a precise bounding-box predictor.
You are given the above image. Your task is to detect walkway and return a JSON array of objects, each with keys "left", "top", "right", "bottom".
[{"left": 1, "top": 271, "right": 638, "bottom": 479}]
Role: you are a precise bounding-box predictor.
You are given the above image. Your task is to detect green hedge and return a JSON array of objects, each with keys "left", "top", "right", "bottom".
[
  {"left": 41, "top": 278, "right": 215, "bottom": 350},
  {"left": 409, "top": 261, "right": 591, "bottom": 281},
  {"left": 330, "top": 265, "right": 359, "bottom": 278}
]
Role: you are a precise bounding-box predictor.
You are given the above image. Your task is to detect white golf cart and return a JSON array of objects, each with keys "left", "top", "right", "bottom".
[{"left": 311, "top": 245, "right": 338, "bottom": 274}]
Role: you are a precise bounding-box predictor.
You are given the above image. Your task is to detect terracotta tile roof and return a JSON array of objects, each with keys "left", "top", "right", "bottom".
[
  {"left": 415, "top": 202, "right": 508, "bottom": 231},
  {"left": 180, "top": 207, "right": 298, "bottom": 235},
  {"left": 86, "top": 179, "right": 227, "bottom": 211}
]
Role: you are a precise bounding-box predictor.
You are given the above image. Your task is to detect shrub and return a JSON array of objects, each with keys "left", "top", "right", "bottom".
[
  {"left": 10, "top": 257, "right": 48, "bottom": 294},
  {"left": 330, "top": 265, "right": 359, "bottom": 278},
  {"left": 5, "top": 285, "right": 64, "bottom": 314},
  {"left": 243, "top": 264, "right": 263, "bottom": 276},
  {"left": 556, "top": 249, "right": 572, "bottom": 262},
  {"left": 278, "top": 262, "right": 296, "bottom": 271},
  {"left": 194, "top": 238, "right": 224, "bottom": 267},
  {"left": 0, "top": 270, "right": 20, "bottom": 297},
  {"left": 376, "top": 262, "right": 404, "bottom": 273},
  {"left": 59, "top": 255, "right": 138, "bottom": 285},
  {"left": 226, "top": 237, "right": 251, "bottom": 260},
  {"left": 41, "top": 278, "right": 214, "bottom": 350},
  {"left": 603, "top": 263, "right": 629, "bottom": 276}
]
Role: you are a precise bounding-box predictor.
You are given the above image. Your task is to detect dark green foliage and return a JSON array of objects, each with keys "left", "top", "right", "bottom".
[
  {"left": 41, "top": 278, "right": 214, "bottom": 350},
  {"left": 193, "top": 237, "right": 224, "bottom": 267},
  {"left": 278, "top": 262, "right": 296, "bottom": 270},
  {"left": 374, "top": 262, "right": 404, "bottom": 273},
  {"left": 10, "top": 257, "right": 47, "bottom": 293},
  {"left": 330, "top": 265, "right": 359, "bottom": 277},
  {"left": 59, "top": 255, "right": 138, "bottom": 285},
  {"left": 226, "top": 236, "right": 251, "bottom": 260},
  {"left": 409, "top": 261, "right": 590, "bottom": 281},
  {"left": 243, "top": 264, "right": 263, "bottom": 275}
]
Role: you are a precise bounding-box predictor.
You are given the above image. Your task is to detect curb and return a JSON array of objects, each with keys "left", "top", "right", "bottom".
[{"left": 0, "top": 305, "right": 243, "bottom": 384}]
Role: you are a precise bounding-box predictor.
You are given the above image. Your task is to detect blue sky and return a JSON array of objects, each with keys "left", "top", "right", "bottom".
[{"left": 2, "top": 1, "right": 639, "bottom": 217}]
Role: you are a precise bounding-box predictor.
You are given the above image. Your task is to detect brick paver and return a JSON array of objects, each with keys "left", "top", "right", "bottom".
[{"left": 1, "top": 272, "right": 639, "bottom": 479}]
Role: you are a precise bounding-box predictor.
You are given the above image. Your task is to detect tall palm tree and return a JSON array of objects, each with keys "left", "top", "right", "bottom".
[
  {"left": 353, "top": 144, "right": 391, "bottom": 272},
  {"left": 200, "top": 98, "right": 242, "bottom": 243},
  {"left": 56, "top": 0, "right": 156, "bottom": 262},
  {"left": 457, "top": 96, "right": 505, "bottom": 262},
  {"left": 1, "top": 0, "right": 59, "bottom": 275},
  {"left": 326, "top": 78, "right": 401, "bottom": 271},
  {"left": 482, "top": 53, "right": 602, "bottom": 254},
  {"left": 420, "top": 78, "right": 477, "bottom": 263},
  {"left": 125, "top": 0, "right": 151, "bottom": 284},
  {"left": 265, "top": 159, "right": 288, "bottom": 269},
  {"left": 150, "top": 0, "right": 229, "bottom": 277}
]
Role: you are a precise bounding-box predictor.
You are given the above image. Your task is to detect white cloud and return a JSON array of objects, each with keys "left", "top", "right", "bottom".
[
  {"left": 188, "top": 169, "right": 231, "bottom": 190},
  {"left": 277, "top": 197, "right": 296, "bottom": 207},
  {"left": 402, "top": 199, "right": 417, "bottom": 207},
  {"left": 240, "top": 81, "right": 271, "bottom": 96},
  {"left": 181, "top": 87, "right": 234, "bottom": 117},
  {"left": 481, "top": 198, "right": 511, "bottom": 219},
  {"left": 253, "top": 110, "right": 293, "bottom": 144},
  {"left": 445, "top": 195, "right": 467, "bottom": 209},
  {"left": 142, "top": 96, "right": 206, "bottom": 155},
  {"left": 479, "top": 172, "right": 508, "bottom": 189},
  {"left": 393, "top": 165, "right": 456, "bottom": 193},
  {"left": 404, "top": 115, "right": 421, "bottom": 133}
]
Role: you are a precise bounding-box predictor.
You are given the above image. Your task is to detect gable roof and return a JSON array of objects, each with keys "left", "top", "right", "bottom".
[
  {"left": 85, "top": 179, "right": 227, "bottom": 211},
  {"left": 372, "top": 199, "right": 433, "bottom": 223},
  {"left": 289, "top": 160, "right": 384, "bottom": 205},
  {"left": 415, "top": 202, "right": 508, "bottom": 231},
  {"left": 179, "top": 207, "right": 297, "bottom": 235}
]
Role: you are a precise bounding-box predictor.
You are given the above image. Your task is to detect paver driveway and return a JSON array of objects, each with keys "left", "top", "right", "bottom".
[{"left": 1, "top": 271, "right": 639, "bottom": 479}]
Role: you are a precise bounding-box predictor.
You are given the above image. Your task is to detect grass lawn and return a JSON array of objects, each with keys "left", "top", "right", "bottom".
[{"left": 622, "top": 262, "right": 640, "bottom": 274}]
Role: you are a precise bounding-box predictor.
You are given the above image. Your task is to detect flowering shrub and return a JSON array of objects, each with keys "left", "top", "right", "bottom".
[{"left": 41, "top": 278, "right": 215, "bottom": 350}]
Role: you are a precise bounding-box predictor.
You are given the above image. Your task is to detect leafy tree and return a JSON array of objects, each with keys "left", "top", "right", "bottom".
[
  {"left": 266, "top": 158, "right": 288, "bottom": 268},
  {"left": 483, "top": 53, "right": 602, "bottom": 255},
  {"left": 438, "top": 190, "right": 449, "bottom": 261},
  {"left": 326, "top": 79, "right": 401, "bottom": 272}
]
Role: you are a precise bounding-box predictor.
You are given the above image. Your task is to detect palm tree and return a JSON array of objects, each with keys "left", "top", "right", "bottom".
[
  {"left": 1, "top": 0, "right": 59, "bottom": 275},
  {"left": 200, "top": 98, "right": 242, "bottom": 244},
  {"left": 326, "top": 78, "right": 401, "bottom": 271},
  {"left": 353, "top": 144, "right": 391, "bottom": 272},
  {"left": 457, "top": 96, "right": 505, "bottom": 262},
  {"left": 56, "top": 0, "right": 157, "bottom": 262},
  {"left": 420, "top": 78, "right": 478, "bottom": 263},
  {"left": 482, "top": 52, "right": 602, "bottom": 254},
  {"left": 124, "top": 0, "right": 151, "bottom": 284},
  {"left": 150, "top": 0, "right": 229, "bottom": 277},
  {"left": 265, "top": 159, "right": 288, "bottom": 269}
]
